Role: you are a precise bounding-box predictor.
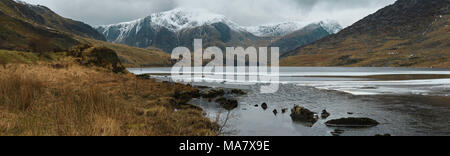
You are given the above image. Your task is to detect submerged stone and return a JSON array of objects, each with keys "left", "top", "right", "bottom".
[
  {"left": 230, "top": 89, "right": 247, "bottom": 96},
  {"left": 325, "top": 117, "right": 380, "bottom": 128},
  {"left": 321, "top": 109, "right": 330, "bottom": 119}
]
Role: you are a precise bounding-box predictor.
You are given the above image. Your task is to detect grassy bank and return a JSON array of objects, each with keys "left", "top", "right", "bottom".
[{"left": 0, "top": 51, "right": 217, "bottom": 136}]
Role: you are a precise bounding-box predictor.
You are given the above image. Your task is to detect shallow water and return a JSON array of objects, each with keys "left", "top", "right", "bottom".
[{"left": 129, "top": 67, "right": 450, "bottom": 136}]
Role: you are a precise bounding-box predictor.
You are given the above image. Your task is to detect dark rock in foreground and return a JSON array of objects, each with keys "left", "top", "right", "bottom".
[
  {"left": 375, "top": 134, "right": 392, "bottom": 136},
  {"left": 230, "top": 89, "right": 247, "bottom": 96},
  {"left": 331, "top": 129, "right": 345, "bottom": 136},
  {"left": 215, "top": 97, "right": 238, "bottom": 111},
  {"left": 321, "top": 110, "right": 330, "bottom": 119},
  {"left": 290, "top": 105, "right": 318, "bottom": 125},
  {"left": 201, "top": 89, "right": 225, "bottom": 99},
  {"left": 325, "top": 117, "right": 380, "bottom": 128},
  {"left": 136, "top": 74, "right": 151, "bottom": 79},
  {"left": 273, "top": 109, "right": 278, "bottom": 116},
  {"left": 261, "top": 103, "right": 268, "bottom": 110}
]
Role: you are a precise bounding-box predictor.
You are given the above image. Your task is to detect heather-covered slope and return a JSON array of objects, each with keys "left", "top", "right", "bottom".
[
  {"left": 0, "top": 0, "right": 171, "bottom": 67},
  {"left": 282, "top": 0, "right": 450, "bottom": 68},
  {"left": 0, "top": 0, "right": 105, "bottom": 40}
]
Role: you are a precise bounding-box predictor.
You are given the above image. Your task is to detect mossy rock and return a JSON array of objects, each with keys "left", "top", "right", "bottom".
[
  {"left": 69, "top": 45, "right": 126, "bottom": 73},
  {"left": 201, "top": 89, "right": 225, "bottom": 99},
  {"left": 325, "top": 117, "right": 380, "bottom": 128},
  {"left": 290, "top": 105, "right": 318, "bottom": 124},
  {"left": 173, "top": 90, "right": 198, "bottom": 105},
  {"left": 230, "top": 89, "right": 246, "bottom": 96},
  {"left": 215, "top": 97, "right": 238, "bottom": 111}
]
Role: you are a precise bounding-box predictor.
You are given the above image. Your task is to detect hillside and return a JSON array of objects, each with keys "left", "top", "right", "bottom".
[
  {"left": 0, "top": 0, "right": 171, "bottom": 67},
  {"left": 0, "top": 4, "right": 78, "bottom": 52},
  {"left": 77, "top": 37, "right": 172, "bottom": 67},
  {"left": 0, "top": 0, "right": 105, "bottom": 40},
  {"left": 270, "top": 22, "right": 341, "bottom": 55},
  {"left": 281, "top": 0, "right": 450, "bottom": 68}
]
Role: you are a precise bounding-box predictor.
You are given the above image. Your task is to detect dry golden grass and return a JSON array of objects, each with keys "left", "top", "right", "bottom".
[
  {"left": 76, "top": 37, "right": 172, "bottom": 68},
  {"left": 0, "top": 59, "right": 217, "bottom": 136}
]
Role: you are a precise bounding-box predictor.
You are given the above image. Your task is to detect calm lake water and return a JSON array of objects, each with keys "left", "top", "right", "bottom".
[{"left": 129, "top": 67, "right": 450, "bottom": 136}]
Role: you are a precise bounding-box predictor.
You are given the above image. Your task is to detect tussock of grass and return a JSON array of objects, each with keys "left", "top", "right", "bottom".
[
  {"left": 0, "top": 50, "right": 39, "bottom": 65},
  {"left": 0, "top": 61, "right": 217, "bottom": 136},
  {"left": 76, "top": 37, "right": 172, "bottom": 68}
]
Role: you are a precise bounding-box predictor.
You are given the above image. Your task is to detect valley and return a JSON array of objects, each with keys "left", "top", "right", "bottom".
[{"left": 0, "top": 0, "right": 449, "bottom": 137}]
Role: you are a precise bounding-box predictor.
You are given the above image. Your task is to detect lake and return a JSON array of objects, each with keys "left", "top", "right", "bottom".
[{"left": 129, "top": 67, "right": 450, "bottom": 136}]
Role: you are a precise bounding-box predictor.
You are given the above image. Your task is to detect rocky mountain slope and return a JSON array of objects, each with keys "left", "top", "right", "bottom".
[
  {"left": 0, "top": 0, "right": 78, "bottom": 51},
  {"left": 282, "top": 0, "right": 450, "bottom": 68},
  {"left": 4, "top": 0, "right": 105, "bottom": 40},
  {"left": 270, "top": 21, "right": 342, "bottom": 55},
  {"left": 97, "top": 8, "right": 342, "bottom": 53},
  {"left": 246, "top": 20, "right": 342, "bottom": 38},
  {"left": 97, "top": 8, "right": 260, "bottom": 52},
  {"left": 0, "top": 0, "right": 171, "bottom": 67}
]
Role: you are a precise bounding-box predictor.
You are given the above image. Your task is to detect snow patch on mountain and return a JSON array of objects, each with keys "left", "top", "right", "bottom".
[
  {"left": 97, "top": 8, "right": 343, "bottom": 43},
  {"left": 317, "top": 20, "right": 343, "bottom": 34},
  {"left": 245, "top": 20, "right": 343, "bottom": 37},
  {"left": 13, "top": 0, "right": 47, "bottom": 9},
  {"left": 98, "top": 8, "right": 245, "bottom": 35},
  {"left": 149, "top": 8, "right": 244, "bottom": 32},
  {"left": 244, "top": 21, "right": 307, "bottom": 37}
]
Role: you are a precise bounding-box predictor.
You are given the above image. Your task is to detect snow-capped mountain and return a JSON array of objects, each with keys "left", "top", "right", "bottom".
[
  {"left": 244, "top": 22, "right": 305, "bottom": 37},
  {"left": 97, "top": 8, "right": 260, "bottom": 52},
  {"left": 244, "top": 20, "right": 342, "bottom": 37},
  {"left": 317, "top": 20, "right": 343, "bottom": 34},
  {"left": 96, "top": 8, "right": 342, "bottom": 53},
  {"left": 97, "top": 8, "right": 246, "bottom": 43},
  {"left": 147, "top": 8, "right": 245, "bottom": 32}
]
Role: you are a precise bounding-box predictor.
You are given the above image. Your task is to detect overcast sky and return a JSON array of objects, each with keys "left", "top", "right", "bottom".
[{"left": 21, "top": 0, "right": 396, "bottom": 27}]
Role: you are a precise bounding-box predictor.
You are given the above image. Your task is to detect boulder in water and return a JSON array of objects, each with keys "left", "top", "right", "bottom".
[
  {"left": 230, "top": 89, "right": 247, "bottom": 96},
  {"left": 201, "top": 89, "right": 225, "bottom": 99},
  {"left": 261, "top": 103, "right": 268, "bottom": 110},
  {"left": 216, "top": 97, "right": 238, "bottom": 110},
  {"left": 290, "top": 105, "right": 318, "bottom": 124},
  {"left": 325, "top": 117, "right": 379, "bottom": 128},
  {"left": 321, "top": 110, "right": 330, "bottom": 119}
]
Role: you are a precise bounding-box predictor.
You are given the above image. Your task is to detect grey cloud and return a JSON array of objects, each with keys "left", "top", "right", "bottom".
[{"left": 22, "top": 0, "right": 396, "bottom": 27}]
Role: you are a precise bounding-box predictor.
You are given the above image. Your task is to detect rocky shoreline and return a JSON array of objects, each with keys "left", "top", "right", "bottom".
[{"left": 139, "top": 74, "right": 387, "bottom": 136}]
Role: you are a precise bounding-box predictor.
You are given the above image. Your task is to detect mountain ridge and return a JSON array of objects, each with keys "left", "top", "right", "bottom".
[
  {"left": 0, "top": 0, "right": 171, "bottom": 67},
  {"left": 97, "top": 8, "right": 343, "bottom": 53},
  {"left": 281, "top": 0, "right": 450, "bottom": 68},
  {"left": 7, "top": 0, "right": 106, "bottom": 41}
]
